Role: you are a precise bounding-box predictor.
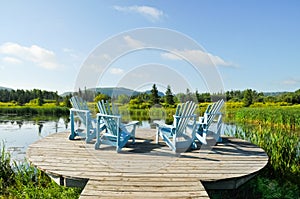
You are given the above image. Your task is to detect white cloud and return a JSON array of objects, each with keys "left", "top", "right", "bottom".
[
  {"left": 109, "top": 67, "right": 124, "bottom": 75},
  {"left": 123, "top": 35, "right": 145, "bottom": 49},
  {"left": 0, "top": 42, "right": 60, "bottom": 70},
  {"left": 114, "top": 5, "right": 164, "bottom": 22},
  {"left": 2, "top": 56, "right": 22, "bottom": 65},
  {"left": 282, "top": 78, "right": 300, "bottom": 85},
  {"left": 161, "top": 49, "right": 234, "bottom": 67},
  {"left": 207, "top": 53, "right": 234, "bottom": 67}
]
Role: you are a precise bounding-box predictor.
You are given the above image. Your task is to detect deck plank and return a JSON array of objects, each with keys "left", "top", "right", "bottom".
[{"left": 27, "top": 129, "right": 268, "bottom": 198}]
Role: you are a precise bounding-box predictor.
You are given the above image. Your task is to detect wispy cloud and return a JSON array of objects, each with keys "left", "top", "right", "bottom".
[
  {"left": 0, "top": 42, "right": 60, "bottom": 70},
  {"left": 282, "top": 78, "right": 300, "bottom": 85},
  {"left": 123, "top": 35, "right": 145, "bottom": 48},
  {"left": 109, "top": 67, "right": 124, "bottom": 75},
  {"left": 113, "top": 5, "right": 164, "bottom": 22},
  {"left": 2, "top": 56, "right": 22, "bottom": 65},
  {"left": 161, "top": 49, "right": 235, "bottom": 67}
]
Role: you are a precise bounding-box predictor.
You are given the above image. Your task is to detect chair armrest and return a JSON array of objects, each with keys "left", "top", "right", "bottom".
[
  {"left": 97, "top": 113, "right": 121, "bottom": 119},
  {"left": 124, "top": 121, "right": 139, "bottom": 127},
  {"left": 153, "top": 120, "right": 175, "bottom": 131},
  {"left": 206, "top": 112, "right": 222, "bottom": 116},
  {"left": 70, "top": 108, "right": 90, "bottom": 114}
]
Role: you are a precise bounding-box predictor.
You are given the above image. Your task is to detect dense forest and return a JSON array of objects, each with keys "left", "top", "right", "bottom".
[{"left": 0, "top": 89, "right": 71, "bottom": 106}]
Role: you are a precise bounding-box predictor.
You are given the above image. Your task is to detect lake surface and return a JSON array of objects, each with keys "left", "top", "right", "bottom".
[{"left": 0, "top": 117, "right": 70, "bottom": 161}]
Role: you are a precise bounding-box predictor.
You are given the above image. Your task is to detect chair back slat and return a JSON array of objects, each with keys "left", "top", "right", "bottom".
[
  {"left": 97, "top": 100, "right": 120, "bottom": 137},
  {"left": 206, "top": 99, "right": 224, "bottom": 126},
  {"left": 175, "top": 101, "right": 197, "bottom": 137}
]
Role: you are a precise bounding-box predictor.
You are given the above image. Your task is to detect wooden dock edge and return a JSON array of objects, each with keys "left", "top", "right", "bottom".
[
  {"left": 48, "top": 169, "right": 263, "bottom": 190},
  {"left": 202, "top": 171, "right": 261, "bottom": 190}
]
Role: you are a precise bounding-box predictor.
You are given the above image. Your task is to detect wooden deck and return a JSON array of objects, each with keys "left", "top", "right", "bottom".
[{"left": 27, "top": 129, "right": 268, "bottom": 198}]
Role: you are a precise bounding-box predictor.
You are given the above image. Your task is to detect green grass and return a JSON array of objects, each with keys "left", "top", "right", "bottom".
[
  {"left": 216, "top": 105, "right": 300, "bottom": 199},
  {"left": 0, "top": 144, "right": 82, "bottom": 199},
  {"left": 230, "top": 106, "right": 300, "bottom": 181},
  {"left": 233, "top": 105, "right": 300, "bottom": 129},
  {"left": 0, "top": 104, "right": 69, "bottom": 117}
]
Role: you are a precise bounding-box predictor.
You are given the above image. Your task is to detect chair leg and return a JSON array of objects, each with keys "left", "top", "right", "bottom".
[
  {"left": 155, "top": 129, "right": 160, "bottom": 144},
  {"left": 116, "top": 146, "right": 121, "bottom": 153},
  {"left": 95, "top": 141, "right": 101, "bottom": 149},
  {"left": 69, "top": 131, "right": 76, "bottom": 140}
]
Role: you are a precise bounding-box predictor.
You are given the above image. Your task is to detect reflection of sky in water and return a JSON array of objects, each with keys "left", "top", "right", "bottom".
[{"left": 0, "top": 118, "right": 69, "bottom": 162}]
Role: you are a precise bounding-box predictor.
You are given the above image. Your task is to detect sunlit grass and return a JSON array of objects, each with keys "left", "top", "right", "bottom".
[{"left": 0, "top": 143, "right": 82, "bottom": 199}]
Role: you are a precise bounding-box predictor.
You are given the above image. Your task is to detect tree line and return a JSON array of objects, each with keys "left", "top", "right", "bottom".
[
  {"left": 1, "top": 87, "right": 299, "bottom": 108},
  {"left": 226, "top": 89, "right": 300, "bottom": 106},
  {"left": 0, "top": 89, "right": 64, "bottom": 106}
]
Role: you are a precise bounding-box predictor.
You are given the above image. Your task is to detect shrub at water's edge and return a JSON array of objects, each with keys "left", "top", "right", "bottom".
[{"left": 0, "top": 143, "right": 82, "bottom": 198}]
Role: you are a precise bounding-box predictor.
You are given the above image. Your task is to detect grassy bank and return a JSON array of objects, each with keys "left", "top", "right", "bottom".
[
  {"left": 0, "top": 102, "right": 69, "bottom": 117},
  {"left": 230, "top": 107, "right": 300, "bottom": 181},
  {"left": 0, "top": 144, "right": 82, "bottom": 198},
  {"left": 209, "top": 105, "right": 300, "bottom": 199}
]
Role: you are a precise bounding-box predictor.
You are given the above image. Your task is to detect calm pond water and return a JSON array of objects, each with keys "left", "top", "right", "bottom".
[{"left": 0, "top": 117, "right": 70, "bottom": 161}]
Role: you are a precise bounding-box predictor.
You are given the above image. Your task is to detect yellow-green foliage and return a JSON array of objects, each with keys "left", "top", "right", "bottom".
[
  {"left": 0, "top": 102, "right": 17, "bottom": 107},
  {"left": 225, "top": 101, "right": 244, "bottom": 109},
  {"left": 234, "top": 106, "right": 300, "bottom": 129},
  {"left": 250, "top": 102, "right": 292, "bottom": 107}
]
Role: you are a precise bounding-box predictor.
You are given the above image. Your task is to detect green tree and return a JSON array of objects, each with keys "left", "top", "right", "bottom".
[
  {"left": 94, "top": 93, "right": 110, "bottom": 102},
  {"left": 243, "top": 89, "right": 253, "bottom": 107},
  {"left": 117, "top": 94, "right": 130, "bottom": 105},
  {"left": 196, "top": 91, "right": 211, "bottom": 102},
  {"left": 55, "top": 91, "right": 60, "bottom": 106},
  {"left": 150, "top": 84, "right": 160, "bottom": 105},
  {"left": 165, "top": 85, "right": 175, "bottom": 105},
  {"left": 37, "top": 90, "right": 44, "bottom": 106},
  {"left": 64, "top": 94, "right": 72, "bottom": 108}
]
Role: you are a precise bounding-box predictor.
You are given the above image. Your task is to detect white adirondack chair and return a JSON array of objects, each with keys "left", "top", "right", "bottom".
[
  {"left": 69, "top": 96, "right": 105, "bottom": 143},
  {"left": 195, "top": 99, "right": 225, "bottom": 145},
  {"left": 95, "top": 100, "right": 139, "bottom": 152},
  {"left": 154, "top": 101, "right": 197, "bottom": 153}
]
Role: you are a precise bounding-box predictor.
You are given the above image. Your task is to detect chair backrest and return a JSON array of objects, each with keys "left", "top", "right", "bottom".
[
  {"left": 205, "top": 99, "right": 224, "bottom": 127},
  {"left": 70, "top": 96, "right": 92, "bottom": 127},
  {"left": 97, "top": 100, "right": 119, "bottom": 115},
  {"left": 97, "top": 100, "right": 120, "bottom": 136},
  {"left": 70, "top": 96, "right": 89, "bottom": 110},
  {"left": 174, "top": 101, "right": 197, "bottom": 137}
]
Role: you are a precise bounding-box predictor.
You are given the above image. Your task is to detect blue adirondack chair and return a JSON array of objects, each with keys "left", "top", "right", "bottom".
[
  {"left": 95, "top": 100, "right": 139, "bottom": 152},
  {"left": 69, "top": 96, "right": 105, "bottom": 143},
  {"left": 195, "top": 99, "right": 224, "bottom": 145},
  {"left": 154, "top": 101, "right": 197, "bottom": 153}
]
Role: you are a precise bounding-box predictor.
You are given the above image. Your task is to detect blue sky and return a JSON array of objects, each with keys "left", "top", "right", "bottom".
[{"left": 0, "top": 1, "right": 299, "bottom": 94}]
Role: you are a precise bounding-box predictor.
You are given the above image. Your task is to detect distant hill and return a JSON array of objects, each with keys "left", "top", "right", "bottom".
[
  {"left": 93, "top": 87, "right": 140, "bottom": 97},
  {"left": 145, "top": 90, "right": 165, "bottom": 97},
  {"left": 0, "top": 86, "right": 13, "bottom": 91},
  {"left": 263, "top": 92, "right": 288, "bottom": 96}
]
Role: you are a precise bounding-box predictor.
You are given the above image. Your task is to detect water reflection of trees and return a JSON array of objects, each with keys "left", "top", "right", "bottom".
[
  {"left": 38, "top": 123, "right": 43, "bottom": 134},
  {"left": 16, "top": 121, "right": 23, "bottom": 128}
]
